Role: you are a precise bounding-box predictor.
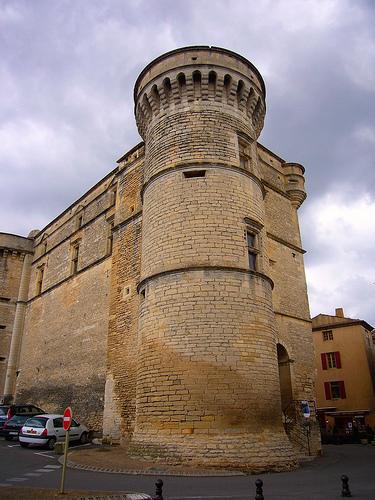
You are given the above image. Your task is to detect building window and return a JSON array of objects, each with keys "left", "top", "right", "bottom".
[
  {"left": 324, "top": 381, "right": 346, "bottom": 400},
  {"left": 36, "top": 266, "right": 44, "bottom": 295},
  {"left": 247, "top": 231, "right": 257, "bottom": 270},
  {"left": 323, "top": 330, "right": 333, "bottom": 341},
  {"left": 321, "top": 351, "right": 341, "bottom": 370},
  {"left": 71, "top": 244, "right": 80, "bottom": 274},
  {"left": 238, "top": 138, "right": 251, "bottom": 171},
  {"left": 107, "top": 220, "right": 114, "bottom": 255},
  {"left": 244, "top": 219, "right": 262, "bottom": 272},
  {"left": 76, "top": 214, "right": 83, "bottom": 230},
  {"left": 183, "top": 170, "right": 206, "bottom": 178}
]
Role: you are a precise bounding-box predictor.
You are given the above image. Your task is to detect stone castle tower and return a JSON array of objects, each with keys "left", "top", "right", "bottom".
[
  {"left": 128, "top": 47, "right": 313, "bottom": 469},
  {"left": 1, "top": 47, "right": 320, "bottom": 472}
]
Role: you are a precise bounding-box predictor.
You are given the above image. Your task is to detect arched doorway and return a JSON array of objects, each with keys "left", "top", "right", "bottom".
[{"left": 277, "top": 343, "right": 293, "bottom": 411}]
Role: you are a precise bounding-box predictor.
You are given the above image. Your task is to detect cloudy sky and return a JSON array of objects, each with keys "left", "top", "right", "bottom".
[{"left": 1, "top": 0, "right": 374, "bottom": 326}]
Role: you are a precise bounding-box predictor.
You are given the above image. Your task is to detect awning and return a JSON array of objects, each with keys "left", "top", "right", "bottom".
[{"left": 325, "top": 410, "right": 370, "bottom": 417}]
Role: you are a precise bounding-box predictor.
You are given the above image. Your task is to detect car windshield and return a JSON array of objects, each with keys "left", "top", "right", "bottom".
[
  {"left": 0, "top": 407, "right": 9, "bottom": 416},
  {"left": 24, "top": 417, "right": 47, "bottom": 428}
]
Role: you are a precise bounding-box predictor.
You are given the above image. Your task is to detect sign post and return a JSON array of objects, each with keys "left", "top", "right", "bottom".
[{"left": 60, "top": 407, "right": 72, "bottom": 494}]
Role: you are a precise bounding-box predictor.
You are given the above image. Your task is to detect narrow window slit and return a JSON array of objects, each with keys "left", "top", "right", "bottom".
[{"left": 183, "top": 170, "right": 206, "bottom": 178}]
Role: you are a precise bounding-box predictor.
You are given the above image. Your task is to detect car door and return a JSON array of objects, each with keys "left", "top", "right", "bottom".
[
  {"left": 69, "top": 419, "right": 81, "bottom": 441},
  {"left": 52, "top": 417, "right": 66, "bottom": 442}
]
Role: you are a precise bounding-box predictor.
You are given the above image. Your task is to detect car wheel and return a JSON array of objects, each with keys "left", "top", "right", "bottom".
[
  {"left": 20, "top": 442, "right": 29, "bottom": 448},
  {"left": 4, "top": 436, "right": 13, "bottom": 441},
  {"left": 79, "top": 432, "right": 88, "bottom": 444},
  {"left": 45, "top": 437, "right": 56, "bottom": 450}
]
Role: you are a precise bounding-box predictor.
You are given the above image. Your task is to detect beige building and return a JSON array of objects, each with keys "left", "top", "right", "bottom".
[
  {"left": 313, "top": 308, "right": 375, "bottom": 436},
  {"left": 0, "top": 46, "right": 321, "bottom": 471}
]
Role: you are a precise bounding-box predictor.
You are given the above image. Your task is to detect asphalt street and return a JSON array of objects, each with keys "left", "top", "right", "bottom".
[{"left": 0, "top": 439, "right": 375, "bottom": 499}]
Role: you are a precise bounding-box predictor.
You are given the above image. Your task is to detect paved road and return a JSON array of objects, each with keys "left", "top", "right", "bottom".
[{"left": 0, "top": 437, "right": 375, "bottom": 499}]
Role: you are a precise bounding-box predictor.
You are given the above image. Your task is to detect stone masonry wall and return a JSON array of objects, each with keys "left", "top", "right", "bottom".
[{"left": 104, "top": 154, "right": 144, "bottom": 441}]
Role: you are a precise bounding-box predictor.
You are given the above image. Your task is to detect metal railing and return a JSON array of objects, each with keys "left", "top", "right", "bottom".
[{"left": 283, "top": 399, "right": 316, "bottom": 455}]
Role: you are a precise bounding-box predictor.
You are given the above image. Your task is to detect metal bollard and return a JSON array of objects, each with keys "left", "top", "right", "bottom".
[
  {"left": 255, "top": 478, "right": 264, "bottom": 500},
  {"left": 154, "top": 478, "right": 164, "bottom": 500},
  {"left": 341, "top": 475, "right": 351, "bottom": 497}
]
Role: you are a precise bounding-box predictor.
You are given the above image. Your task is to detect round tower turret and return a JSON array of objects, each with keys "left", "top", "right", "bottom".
[{"left": 131, "top": 46, "right": 298, "bottom": 471}]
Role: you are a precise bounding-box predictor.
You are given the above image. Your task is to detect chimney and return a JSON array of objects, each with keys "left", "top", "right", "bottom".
[{"left": 335, "top": 308, "right": 344, "bottom": 318}]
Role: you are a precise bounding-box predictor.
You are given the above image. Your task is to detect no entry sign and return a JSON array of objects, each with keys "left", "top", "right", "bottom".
[{"left": 63, "top": 407, "right": 72, "bottom": 431}]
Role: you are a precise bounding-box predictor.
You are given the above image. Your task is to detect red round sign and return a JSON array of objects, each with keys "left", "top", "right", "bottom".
[{"left": 63, "top": 407, "right": 72, "bottom": 431}]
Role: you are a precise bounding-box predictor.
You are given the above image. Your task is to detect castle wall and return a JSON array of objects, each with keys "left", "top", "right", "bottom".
[
  {"left": 104, "top": 152, "right": 144, "bottom": 440},
  {"left": 3, "top": 46, "right": 321, "bottom": 468},
  {"left": 14, "top": 173, "right": 117, "bottom": 430}
]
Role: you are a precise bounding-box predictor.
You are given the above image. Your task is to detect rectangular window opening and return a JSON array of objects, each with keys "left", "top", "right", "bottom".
[
  {"left": 183, "top": 170, "right": 206, "bottom": 178},
  {"left": 71, "top": 244, "right": 80, "bottom": 274},
  {"left": 36, "top": 267, "right": 44, "bottom": 295},
  {"left": 245, "top": 227, "right": 260, "bottom": 271},
  {"left": 323, "top": 330, "right": 334, "bottom": 341}
]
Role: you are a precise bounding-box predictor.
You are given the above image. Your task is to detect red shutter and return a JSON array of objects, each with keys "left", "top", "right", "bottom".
[
  {"left": 339, "top": 381, "right": 346, "bottom": 399},
  {"left": 324, "top": 382, "right": 331, "bottom": 400},
  {"left": 321, "top": 353, "right": 328, "bottom": 370},
  {"left": 335, "top": 351, "right": 341, "bottom": 369}
]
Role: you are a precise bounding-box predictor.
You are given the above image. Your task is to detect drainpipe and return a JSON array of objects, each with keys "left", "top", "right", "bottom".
[{"left": 2, "top": 252, "right": 33, "bottom": 404}]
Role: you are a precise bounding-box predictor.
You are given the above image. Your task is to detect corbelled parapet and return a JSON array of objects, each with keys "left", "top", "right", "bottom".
[
  {"left": 284, "top": 162, "right": 307, "bottom": 209},
  {"left": 134, "top": 46, "right": 266, "bottom": 141}
]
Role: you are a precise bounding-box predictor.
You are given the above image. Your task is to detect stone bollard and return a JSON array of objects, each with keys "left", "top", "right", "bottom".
[
  {"left": 154, "top": 479, "right": 163, "bottom": 500},
  {"left": 341, "top": 475, "right": 351, "bottom": 497},
  {"left": 54, "top": 442, "right": 65, "bottom": 455},
  {"left": 255, "top": 479, "right": 264, "bottom": 500}
]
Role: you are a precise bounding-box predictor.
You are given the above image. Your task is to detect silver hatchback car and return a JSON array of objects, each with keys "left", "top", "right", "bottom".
[{"left": 19, "top": 414, "right": 89, "bottom": 450}]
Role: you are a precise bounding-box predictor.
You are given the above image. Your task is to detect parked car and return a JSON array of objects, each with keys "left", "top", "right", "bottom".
[
  {"left": 19, "top": 414, "right": 89, "bottom": 450},
  {"left": 0, "top": 404, "right": 45, "bottom": 433},
  {"left": 3, "top": 415, "right": 37, "bottom": 440}
]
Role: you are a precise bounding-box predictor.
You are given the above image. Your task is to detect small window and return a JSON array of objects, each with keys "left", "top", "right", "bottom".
[
  {"left": 330, "top": 382, "right": 341, "bottom": 399},
  {"left": 76, "top": 214, "right": 83, "bottom": 230},
  {"left": 321, "top": 351, "right": 341, "bottom": 370},
  {"left": 107, "top": 221, "right": 114, "bottom": 255},
  {"left": 71, "top": 244, "right": 80, "bottom": 274},
  {"left": 323, "top": 330, "right": 333, "bottom": 341},
  {"left": 324, "top": 380, "right": 346, "bottom": 400},
  {"left": 183, "top": 170, "right": 206, "bottom": 178},
  {"left": 246, "top": 230, "right": 259, "bottom": 271},
  {"left": 238, "top": 138, "right": 251, "bottom": 171},
  {"left": 36, "top": 267, "right": 44, "bottom": 295}
]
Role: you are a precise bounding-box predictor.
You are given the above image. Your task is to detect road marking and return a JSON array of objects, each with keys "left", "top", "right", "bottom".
[
  {"left": 6, "top": 477, "right": 28, "bottom": 482},
  {"left": 34, "top": 452, "right": 55, "bottom": 459},
  {"left": 35, "top": 468, "right": 55, "bottom": 472},
  {"left": 45, "top": 464, "right": 61, "bottom": 469},
  {"left": 25, "top": 473, "right": 42, "bottom": 477}
]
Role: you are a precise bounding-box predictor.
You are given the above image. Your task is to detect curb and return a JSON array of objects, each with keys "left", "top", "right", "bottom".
[{"left": 60, "top": 453, "right": 246, "bottom": 477}]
